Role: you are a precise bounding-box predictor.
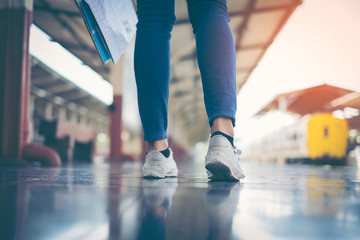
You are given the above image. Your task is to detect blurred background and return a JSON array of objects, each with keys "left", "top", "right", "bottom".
[{"left": 6, "top": 0, "right": 359, "bottom": 167}]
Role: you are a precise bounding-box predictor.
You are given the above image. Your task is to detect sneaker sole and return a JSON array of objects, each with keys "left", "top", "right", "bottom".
[
  {"left": 143, "top": 170, "right": 178, "bottom": 179},
  {"left": 205, "top": 159, "right": 244, "bottom": 181},
  {"left": 143, "top": 172, "right": 165, "bottom": 179}
]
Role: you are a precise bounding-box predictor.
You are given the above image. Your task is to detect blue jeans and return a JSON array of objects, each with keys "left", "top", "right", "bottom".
[{"left": 134, "top": 0, "right": 237, "bottom": 141}]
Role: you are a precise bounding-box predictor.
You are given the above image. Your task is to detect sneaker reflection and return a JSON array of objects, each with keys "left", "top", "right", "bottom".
[
  {"left": 138, "top": 178, "right": 178, "bottom": 240},
  {"left": 205, "top": 182, "right": 242, "bottom": 240},
  {"left": 138, "top": 179, "right": 242, "bottom": 240}
]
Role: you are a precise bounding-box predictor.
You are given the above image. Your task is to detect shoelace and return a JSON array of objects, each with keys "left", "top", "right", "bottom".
[{"left": 234, "top": 147, "right": 242, "bottom": 161}]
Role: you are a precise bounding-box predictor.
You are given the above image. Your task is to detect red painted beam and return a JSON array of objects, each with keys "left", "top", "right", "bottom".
[
  {"left": 0, "top": 6, "right": 32, "bottom": 159},
  {"left": 109, "top": 95, "right": 123, "bottom": 161}
]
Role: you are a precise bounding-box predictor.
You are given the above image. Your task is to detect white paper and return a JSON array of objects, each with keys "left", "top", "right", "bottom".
[{"left": 85, "top": 0, "right": 138, "bottom": 64}]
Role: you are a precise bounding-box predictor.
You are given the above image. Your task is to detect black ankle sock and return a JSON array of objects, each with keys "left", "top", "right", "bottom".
[
  {"left": 211, "top": 131, "right": 234, "bottom": 147},
  {"left": 160, "top": 148, "right": 170, "bottom": 158}
]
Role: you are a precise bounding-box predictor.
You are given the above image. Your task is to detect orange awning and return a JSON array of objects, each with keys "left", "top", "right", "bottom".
[{"left": 257, "top": 84, "right": 355, "bottom": 116}]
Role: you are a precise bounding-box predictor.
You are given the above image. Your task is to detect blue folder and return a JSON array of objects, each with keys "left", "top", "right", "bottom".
[{"left": 79, "top": 1, "right": 111, "bottom": 64}]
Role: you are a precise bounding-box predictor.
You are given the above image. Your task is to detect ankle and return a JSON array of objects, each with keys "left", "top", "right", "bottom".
[
  {"left": 211, "top": 117, "right": 234, "bottom": 137},
  {"left": 146, "top": 139, "right": 168, "bottom": 152}
]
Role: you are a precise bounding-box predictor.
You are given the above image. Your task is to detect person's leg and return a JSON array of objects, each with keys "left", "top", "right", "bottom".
[
  {"left": 187, "top": 0, "right": 244, "bottom": 181},
  {"left": 186, "top": 0, "right": 237, "bottom": 137},
  {"left": 134, "top": 0, "right": 176, "bottom": 152},
  {"left": 135, "top": 0, "right": 178, "bottom": 178}
]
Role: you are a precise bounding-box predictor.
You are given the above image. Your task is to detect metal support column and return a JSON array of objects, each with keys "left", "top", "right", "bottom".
[{"left": 108, "top": 57, "right": 125, "bottom": 161}]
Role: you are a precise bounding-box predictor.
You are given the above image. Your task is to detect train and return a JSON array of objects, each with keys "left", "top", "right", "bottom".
[{"left": 246, "top": 113, "right": 348, "bottom": 165}]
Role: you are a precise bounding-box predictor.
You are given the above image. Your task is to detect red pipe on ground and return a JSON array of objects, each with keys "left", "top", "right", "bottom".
[{"left": 22, "top": 144, "right": 61, "bottom": 167}]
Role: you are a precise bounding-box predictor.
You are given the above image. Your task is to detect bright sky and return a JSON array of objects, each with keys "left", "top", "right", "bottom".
[{"left": 235, "top": 0, "right": 360, "bottom": 146}]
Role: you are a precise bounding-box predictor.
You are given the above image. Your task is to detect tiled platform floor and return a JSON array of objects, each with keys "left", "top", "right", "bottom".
[{"left": 0, "top": 160, "right": 359, "bottom": 240}]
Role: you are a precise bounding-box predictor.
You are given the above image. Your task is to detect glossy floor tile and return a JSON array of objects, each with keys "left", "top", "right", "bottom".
[{"left": 0, "top": 160, "right": 359, "bottom": 240}]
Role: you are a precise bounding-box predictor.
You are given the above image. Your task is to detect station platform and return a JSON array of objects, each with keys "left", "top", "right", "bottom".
[{"left": 1, "top": 160, "right": 359, "bottom": 240}]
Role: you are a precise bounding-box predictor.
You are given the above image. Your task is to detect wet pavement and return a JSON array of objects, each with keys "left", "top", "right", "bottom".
[{"left": 0, "top": 160, "right": 359, "bottom": 240}]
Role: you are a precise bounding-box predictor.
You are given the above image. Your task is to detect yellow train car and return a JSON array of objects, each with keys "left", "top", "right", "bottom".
[
  {"left": 306, "top": 113, "right": 348, "bottom": 160},
  {"left": 247, "top": 113, "right": 348, "bottom": 165}
]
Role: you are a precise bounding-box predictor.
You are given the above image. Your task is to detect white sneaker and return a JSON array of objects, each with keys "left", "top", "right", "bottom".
[
  {"left": 205, "top": 135, "right": 245, "bottom": 181},
  {"left": 142, "top": 148, "right": 178, "bottom": 178}
]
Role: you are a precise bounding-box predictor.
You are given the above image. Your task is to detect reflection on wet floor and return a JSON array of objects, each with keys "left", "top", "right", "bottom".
[{"left": 0, "top": 161, "right": 359, "bottom": 240}]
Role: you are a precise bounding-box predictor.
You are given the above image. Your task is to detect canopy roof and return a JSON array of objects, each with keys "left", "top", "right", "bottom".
[
  {"left": 328, "top": 91, "right": 360, "bottom": 131},
  {"left": 257, "top": 84, "right": 355, "bottom": 116},
  {"left": 31, "top": 56, "right": 108, "bottom": 118},
  {"left": 32, "top": 0, "right": 302, "bottom": 147},
  {"left": 327, "top": 92, "right": 360, "bottom": 111},
  {"left": 257, "top": 84, "right": 360, "bottom": 131}
]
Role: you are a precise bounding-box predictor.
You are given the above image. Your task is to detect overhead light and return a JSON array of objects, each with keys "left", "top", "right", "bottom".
[
  {"left": 54, "top": 96, "right": 64, "bottom": 105},
  {"left": 37, "top": 89, "right": 47, "bottom": 98},
  {"left": 332, "top": 110, "right": 344, "bottom": 119},
  {"left": 344, "top": 107, "right": 359, "bottom": 119},
  {"left": 68, "top": 103, "right": 77, "bottom": 111}
]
